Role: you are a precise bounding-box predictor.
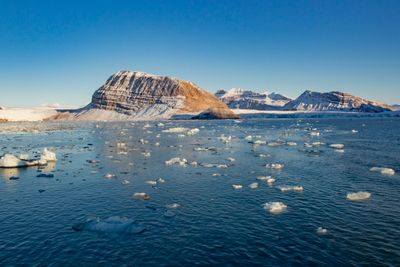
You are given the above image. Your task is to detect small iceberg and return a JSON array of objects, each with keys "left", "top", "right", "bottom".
[
  {"left": 104, "top": 173, "right": 115, "bottom": 179},
  {"left": 41, "top": 148, "right": 57, "bottom": 162},
  {"left": 232, "top": 184, "right": 243, "bottom": 190},
  {"left": 329, "top": 144, "right": 344, "bottom": 149},
  {"left": 279, "top": 186, "right": 303, "bottom": 192},
  {"left": 166, "top": 203, "right": 180, "bottom": 209},
  {"left": 266, "top": 163, "right": 284, "bottom": 170},
  {"left": 370, "top": 167, "right": 395, "bottom": 176},
  {"left": 263, "top": 202, "right": 287, "bottom": 214},
  {"left": 133, "top": 192, "right": 150, "bottom": 200},
  {"left": 346, "top": 191, "right": 371, "bottom": 201},
  {"left": 248, "top": 182, "right": 258, "bottom": 189},
  {"left": 72, "top": 216, "right": 145, "bottom": 234},
  {"left": 165, "top": 157, "right": 187, "bottom": 166},
  {"left": 145, "top": 180, "right": 157, "bottom": 186},
  {"left": 317, "top": 227, "right": 328, "bottom": 235}
]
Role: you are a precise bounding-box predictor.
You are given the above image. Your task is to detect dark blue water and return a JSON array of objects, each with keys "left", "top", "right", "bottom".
[{"left": 0, "top": 118, "right": 399, "bottom": 266}]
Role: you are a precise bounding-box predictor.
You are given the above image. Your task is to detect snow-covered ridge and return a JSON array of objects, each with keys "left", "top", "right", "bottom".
[
  {"left": 215, "top": 88, "right": 292, "bottom": 110},
  {"left": 216, "top": 88, "right": 395, "bottom": 113},
  {"left": 284, "top": 90, "right": 394, "bottom": 112}
]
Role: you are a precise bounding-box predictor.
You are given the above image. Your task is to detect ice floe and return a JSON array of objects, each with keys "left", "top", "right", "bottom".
[
  {"left": 145, "top": 180, "right": 157, "bottom": 186},
  {"left": 166, "top": 203, "right": 180, "bottom": 209},
  {"left": 72, "top": 216, "right": 145, "bottom": 234},
  {"left": 265, "top": 163, "right": 284, "bottom": 170},
  {"left": 370, "top": 167, "right": 395, "bottom": 176},
  {"left": 40, "top": 148, "right": 57, "bottom": 162},
  {"left": 329, "top": 144, "right": 344, "bottom": 149},
  {"left": 165, "top": 157, "right": 187, "bottom": 166},
  {"left": 248, "top": 182, "right": 258, "bottom": 189},
  {"left": 279, "top": 186, "right": 303, "bottom": 192},
  {"left": 232, "top": 184, "right": 243, "bottom": 190},
  {"left": 346, "top": 191, "right": 371, "bottom": 201},
  {"left": 133, "top": 192, "right": 150, "bottom": 200},
  {"left": 317, "top": 227, "right": 328, "bottom": 235},
  {"left": 263, "top": 202, "right": 287, "bottom": 214}
]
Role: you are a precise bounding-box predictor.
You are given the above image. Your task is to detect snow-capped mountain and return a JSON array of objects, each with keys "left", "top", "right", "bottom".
[
  {"left": 52, "top": 71, "right": 236, "bottom": 120},
  {"left": 215, "top": 88, "right": 292, "bottom": 110},
  {"left": 283, "top": 90, "right": 394, "bottom": 112}
]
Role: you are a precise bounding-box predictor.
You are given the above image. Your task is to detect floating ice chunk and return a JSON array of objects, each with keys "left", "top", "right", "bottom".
[
  {"left": 334, "top": 149, "right": 345, "bottom": 153},
  {"left": 329, "top": 144, "right": 344, "bottom": 149},
  {"left": 194, "top": 147, "right": 208, "bottom": 152},
  {"left": 256, "top": 176, "right": 275, "bottom": 185},
  {"left": 190, "top": 161, "right": 198, "bottom": 166},
  {"left": 177, "top": 134, "right": 185, "bottom": 138},
  {"left": 217, "top": 164, "right": 228, "bottom": 168},
  {"left": 226, "top": 157, "right": 235, "bottom": 162},
  {"left": 280, "top": 186, "right": 303, "bottom": 192},
  {"left": 0, "top": 154, "right": 26, "bottom": 168},
  {"left": 254, "top": 140, "right": 266, "bottom": 145},
  {"left": 162, "top": 127, "right": 189, "bottom": 133},
  {"left": 249, "top": 182, "right": 258, "bottom": 189},
  {"left": 286, "top": 142, "right": 297, "bottom": 146},
  {"left": 145, "top": 180, "right": 157, "bottom": 186},
  {"left": 157, "top": 178, "right": 165, "bottom": 183},
  {"left": 267, "top": 142, "right": 282, "bottom": 147},
  {"left": 351, "top": 129, "right": 358, "bottom": 133},
  {"left": 19, "top": 153, "right": 29, "bottom": 160},
  {"left": 232, "top": 184, "right": 243, "bottom": 190},
  {"left": 212, "top": 173, "right": 221, "bottom": 177},
  {"left": 163, "top": 210, "right": 176, "bottom": 218},
  {"left": 104, "top": 173, "right": 115, "bottom": 179},
  {"left": 166, "top": 203, "right": 180, "bottom": 209},
  {"left": 186, "top": 128, "right": 200, "bottom": 135},
  {"left": 308, "top": 132, "right": 320, "bottom": 137},
  {"left": 165, "top": 157, "right": 187, "bottom": 166},
  {"left": 219, "top": 135, "right": 232, "bottom": 144},
  {"left": 41, "top": 148, "right": 57, "bottom": 162},
  {"left": 154, "top": 142, "right": 160, "bottom": 146},
  {"left": 133, "top": 192, "right": 150, "bottom": 200},
  {"left": 346, "top": 191, "right": 371, "bottom": 201},
  {"left": 245, "top": 135, "right": 253, "bottom": 141},
  {"left": 72, "top": 216, "right": 145, "bottom": 234},
  {"left": 263, "top": 202, "right": 287, "bottom": 214},
  {"left": 317, "top": 227, "right": 328, "bottom": 235},
  {"left": 142, "top": 152, "right": 151, "bottom": 157},
  {"left": 370, "top": 167, "right": 395, "bottom": 176},
  {"left": 157, "top": 123, "right": 165, "bottom": 127},
  {"left": 121, "top": 180, "right": 130, "bottom": 185},
  {"left": 259, "top": 154, "right": 269, "bottom": 158},
  {"left": 266, "top": 163, "right": 284, "bottom": 170},
  {"left": 304, "top": 142, "right": 322, "bottom": 147}
]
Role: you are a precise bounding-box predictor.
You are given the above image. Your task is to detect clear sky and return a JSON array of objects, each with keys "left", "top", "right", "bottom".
[{"left": 1, "top": 0, "right": 399, "bottom": 107}]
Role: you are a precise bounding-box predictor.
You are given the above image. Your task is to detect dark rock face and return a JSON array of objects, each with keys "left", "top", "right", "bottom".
[
  {"left": 192, "top": 107, "right": 240, "bottom": 120},
  {"left": 77, "top": 70, "right": 234, "bottom": 119}
]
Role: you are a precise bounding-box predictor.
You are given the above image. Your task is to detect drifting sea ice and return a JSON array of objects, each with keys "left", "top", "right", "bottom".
[
  {"left": 145, "top": 180, "right": 157, "bottom": 186},
  {"left": 329, "top": 144, "right": 344, "bottom": 149},
  {"left": 248, "top": 182, "right": 258, "bottom": 189},
  {"left": 346, "top": 191, "right": 371, "bottom": 201},
  {"left": 263, "top": 202, "right": 287, "bottom": 214},
  {"left": 165, "top": 157, "right": 187, "bottom": 166},
  {"left": 72, "top": 216, "right": 145, "bottom": 234},
  {"left": 317, "top": 227, "right": 328, "bottom": 235},
  {"left": 0, "top": 154, "right": 26, "bottom": 168},
  {"left": 370, "top": 167, "right": 395, "bottom": 176},
  {"left": 104, "top": 173, "right": 115, "bottom": 179},
  {"left": 133, "top": 192, "right": 150, "bottom": 200},
  {"left": 166, "top": 203, "right": 180, "bottom": 209},
  {"left": 266, "top": 163, "right": 284, "bottom": 170},
  {"left": 232, "top": 184, "right": 243, "bottom": 190},
  {"left": 279, "top": 186, "right": 304, "bottom": 192}
]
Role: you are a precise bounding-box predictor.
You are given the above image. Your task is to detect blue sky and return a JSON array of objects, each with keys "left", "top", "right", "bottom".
[{"left": 0, "top": 0, "right": 399, "bottom": 107}]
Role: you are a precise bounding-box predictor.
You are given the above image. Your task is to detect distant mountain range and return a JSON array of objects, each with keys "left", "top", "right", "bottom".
[{"left": 216, "top": 89, "right": 395, "bottom": 113}]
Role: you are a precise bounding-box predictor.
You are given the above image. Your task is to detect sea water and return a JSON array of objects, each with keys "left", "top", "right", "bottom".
[{"left": 0, "top": 117, "right": 399, "bottom": 266}]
